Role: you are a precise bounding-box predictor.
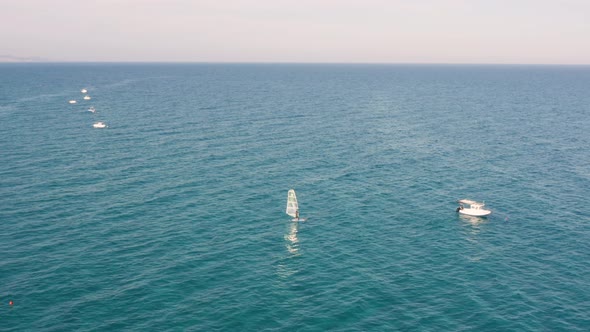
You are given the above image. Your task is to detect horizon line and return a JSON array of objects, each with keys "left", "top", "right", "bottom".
[{"left": 1, "top": 61, "right": 590, "bottom": 66}]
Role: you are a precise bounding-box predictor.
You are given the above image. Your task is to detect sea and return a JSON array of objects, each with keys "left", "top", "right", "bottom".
[{"left": 1, "top": 63, "right": 589, "bottom": 331}]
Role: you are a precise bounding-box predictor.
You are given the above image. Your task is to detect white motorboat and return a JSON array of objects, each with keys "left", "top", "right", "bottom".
[
  {"left": 84, "top": 95, "right": 91, "bottom": 100},
  {"left": 88, "top": 107, "right": 96, "bottom": 113},
  {"left": 69, "top": 100, "right": 77, "bottom": 104},
  {"left": 81, "top": 88, "right": 88, "bottom": 93},
  {"left": 456, "top": 199, "right": 491, "bottom": 217},
  {"left": 93, "top": 121, "right": 107, "bottom": 129}
]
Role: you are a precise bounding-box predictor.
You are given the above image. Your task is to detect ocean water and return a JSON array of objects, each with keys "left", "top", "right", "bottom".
[{"left": 1, "top": 63, "right": 589, "bottom": 331}]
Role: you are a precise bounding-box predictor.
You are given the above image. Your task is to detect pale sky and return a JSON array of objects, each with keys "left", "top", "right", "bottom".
[{"left": 1, "top": 0, "right": 589, "bottom": 64}]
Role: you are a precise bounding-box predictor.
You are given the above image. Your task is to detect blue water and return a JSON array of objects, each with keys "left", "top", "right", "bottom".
[{"left": 1, "top": 63, "right": 589, "bottom": 331}]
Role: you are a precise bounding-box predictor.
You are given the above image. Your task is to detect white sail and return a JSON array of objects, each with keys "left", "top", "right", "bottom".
[{"left": 286, "top": 189, "right": 298, "bottom": 217}]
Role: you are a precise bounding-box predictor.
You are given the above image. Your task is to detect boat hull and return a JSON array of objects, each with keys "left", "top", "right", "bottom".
[{"left": 459, "top": 209, "right": 491, "bottom": 217}]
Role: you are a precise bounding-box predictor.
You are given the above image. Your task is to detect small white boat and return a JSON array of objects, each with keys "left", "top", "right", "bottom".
[
  {"left": 69, "top": 100, "right": 77, "bottom": 104},
  {"left": 83, "top": 95, "right": 91, "bottom": 100},
  {"left": 88, "top": 107, "right": 96, "bottom": 113},
  {"left": 93, "top": 121, "right": 107, "bottom": 129},
  {"left": 286, "top": 189, "right": 307, "bottom": 222},
  {"left": 457, "top": 199, "right": 491, "bottom": 217},
  {"left": 81, "top": 88, "right": 88, "bottom": 94}
]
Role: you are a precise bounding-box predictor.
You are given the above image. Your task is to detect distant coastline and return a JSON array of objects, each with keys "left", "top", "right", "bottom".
[{"left": 1, "top": 61, "right": 589, "bottom": 66}]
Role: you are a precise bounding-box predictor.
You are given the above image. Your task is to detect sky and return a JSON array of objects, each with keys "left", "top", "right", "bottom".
[{"left": 1, "top": 0, "right": 589, "bottom": 64}]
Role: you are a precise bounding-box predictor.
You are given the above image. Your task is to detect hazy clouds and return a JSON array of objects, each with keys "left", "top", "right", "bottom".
[{"left": 1, "top": 0, "right": 589, "bottom": 63}]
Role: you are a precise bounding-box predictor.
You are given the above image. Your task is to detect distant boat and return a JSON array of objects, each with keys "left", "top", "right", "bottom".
[
  {"left": 81, "top": 88, "right": 88, "bottom": 94},
  {"left": 456, "top": 199, "right": 491, "bottom": 217},
  {"left": 83, "top": 95, "right": 91, "bottom": 100},
  {"left": 69, "top": 100, "right": 77, "bottom": 104},
  {"left": 93, "top": 121, "right": 107, "bottom": 129},
  {"left": 88, "top": 107, "right": 96, "bottom": 113},
  {"left": 286, "top": 189, "right": 306, "bottom": 222}
]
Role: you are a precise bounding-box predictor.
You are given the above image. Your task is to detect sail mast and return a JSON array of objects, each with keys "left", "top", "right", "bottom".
[{"left": 286, "top": 189, "right": 298, "bottom": 217}]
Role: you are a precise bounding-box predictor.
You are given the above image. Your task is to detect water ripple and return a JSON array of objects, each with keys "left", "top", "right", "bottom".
[{"left": 1, "top": 64, "right": 590, "bottom": 331}]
